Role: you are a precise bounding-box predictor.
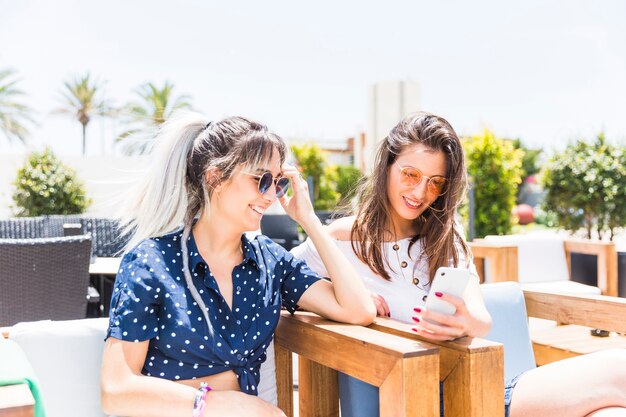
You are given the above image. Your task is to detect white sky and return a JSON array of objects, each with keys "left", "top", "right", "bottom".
[{"left": 1, "top": 0, "right": 625, "bottom": 157}]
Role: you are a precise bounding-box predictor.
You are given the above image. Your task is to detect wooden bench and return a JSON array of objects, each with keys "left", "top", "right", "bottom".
[
  {"left": 470, "top": 240, "right": 626, "bottom": 365},
  {"left": 468, "top": 238, "right": 618, "bottom": 296},
  {"left": 524, "top": 288, "right": 626, "bottom": 365},
  {"left": 368, "top": 317, "right": 505, "bottom": 417},
  {"left": 276, "top": 311, "right": 441, "bottom": 417},
  {"left": 1, "top": 312, "right": 442, "bottom": 417}
]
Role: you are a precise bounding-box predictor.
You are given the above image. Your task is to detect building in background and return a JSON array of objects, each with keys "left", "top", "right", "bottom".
[
  {"left": 287, "top": 135, "right": 362, "bottom": 168},
  {"left": 358, "top": 80, "right": 421, "bottom": 173}
]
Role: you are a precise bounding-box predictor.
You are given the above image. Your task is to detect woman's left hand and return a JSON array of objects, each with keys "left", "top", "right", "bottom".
[
  {"left": 278, "top": 164, "right": 317, "bottom": 228},
  {"left": 410, "top": 293, "right": 473, "bottom": 341}
]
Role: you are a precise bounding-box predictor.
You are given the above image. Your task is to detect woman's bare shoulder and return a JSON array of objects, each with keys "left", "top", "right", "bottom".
[{"left": 325, "top": 215, "right": 356, "bottom": 241}]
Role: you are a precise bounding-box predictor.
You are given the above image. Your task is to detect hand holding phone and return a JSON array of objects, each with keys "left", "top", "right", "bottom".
[{"left": 424, "top": 267, "right": 470, "bottom": 321}]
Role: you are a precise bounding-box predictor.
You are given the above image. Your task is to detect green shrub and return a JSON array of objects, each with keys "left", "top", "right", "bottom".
[
  {"left": 12, "top": 147, "right": 91, "bottom": 216},
  {"left": 335, "top": 164, "right": 363, "bottom": 206},
  {"left": 541, "top": 134, "right": 626, "bottom": 240},
  {"left": 290, "top": 143, "right": 364, "bottom": 211},
  {"left": 463, "top": 130, "right": 523, "bottom": 238}
]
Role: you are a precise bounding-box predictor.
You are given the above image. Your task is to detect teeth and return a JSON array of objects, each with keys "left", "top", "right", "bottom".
[
  {"left": 403, "top": 197, "right": 421, "bottom": 209},
  {"left": 250, "top": 205, "right": 265, "bottom": 214}
]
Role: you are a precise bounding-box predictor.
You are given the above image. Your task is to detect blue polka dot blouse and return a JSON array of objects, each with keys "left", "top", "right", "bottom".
[{"left": 106, "top": 229, "right": 321, "bottom": 395}]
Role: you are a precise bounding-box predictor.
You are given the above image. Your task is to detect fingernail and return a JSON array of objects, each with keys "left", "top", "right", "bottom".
[
  {"left": 387, "top": 312, "right": 391, "bottom": 317},
  {"left": 435, "top": 292, "right": 443, "bottom": 297},
  {"left": 412, "top": 327, "right": 419, "bottom": 332},
  {"left": 412, "top": 316, "right": 420, "bottom": 323},
  {"left": 413, "top": 307, "right": 421, "bottom": 313}
]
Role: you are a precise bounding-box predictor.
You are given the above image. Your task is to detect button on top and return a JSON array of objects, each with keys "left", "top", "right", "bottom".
[
  {"left": 236, "top": 354, "right": 243, "bottom": 361},
  {"left": 400, "top": 261, "right": 408, "bottom": 268},
  {"left": 422, "top": 295, "right": 428, "bottom": 302},
  {"left": 412, "top": 277, "right": 419, "bottom": 285},
  {"left": 392, "top": 244, "right": 400, "bottom": 251},
  {"left": 236, "top": 286, "right": 241, "bottom": 292}
]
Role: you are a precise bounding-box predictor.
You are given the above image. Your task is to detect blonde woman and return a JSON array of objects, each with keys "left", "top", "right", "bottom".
[{"left": 100, "top": 114, "right": 375, "bottom": 417}]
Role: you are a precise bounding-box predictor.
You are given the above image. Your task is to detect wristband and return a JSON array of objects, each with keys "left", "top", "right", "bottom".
[{"left": 192, "top": 382, "right": 211, "bottom": 417}]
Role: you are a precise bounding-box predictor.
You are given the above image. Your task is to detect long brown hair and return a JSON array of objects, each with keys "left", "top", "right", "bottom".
[{"left": 351, "top": 112, "right": 471, "bottom": 283}]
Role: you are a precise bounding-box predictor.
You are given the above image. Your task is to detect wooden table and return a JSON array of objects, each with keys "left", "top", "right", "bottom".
[
  {"left": 532, "top": 324, "right": 626, "bottom": 365},
  {"left": 89, "top": 257, "right": 121, "bottom": 317},
  {"left": 89, "top": 257, "right": 121, "bottom": 276}
]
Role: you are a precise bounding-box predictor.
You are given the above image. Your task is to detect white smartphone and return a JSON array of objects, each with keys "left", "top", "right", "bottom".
[{"left": 424, "top": 266, "right": 470, "bottom": 320}]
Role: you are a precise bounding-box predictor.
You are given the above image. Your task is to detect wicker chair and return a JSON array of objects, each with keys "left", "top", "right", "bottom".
[
  {"left": 0, "top": 217, "right": 47, "bottom": 239},
  {"left": 43, "top": 214, "right": 85, "bottom": 237},
  {"left": 80, "top": 217, "right": 128, "bottom": 258},
  {"left": 0, "top": 235, "right": 93, "bottom": 326}
]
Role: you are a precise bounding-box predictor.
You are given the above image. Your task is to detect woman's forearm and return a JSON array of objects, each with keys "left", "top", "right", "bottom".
[
  {"left": 299, "top": 215, "right": 376, "bottom": 324},
  {"left": 101, "top": 372, "right": 197, "bottom": 417}
]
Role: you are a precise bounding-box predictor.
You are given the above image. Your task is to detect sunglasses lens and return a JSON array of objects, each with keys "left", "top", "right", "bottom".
[
  {"left": 429, "top": 178, "right": 447, "bottom": 195},
  {"left": 275, "top": 177, "right": 290, "bottom": 198},
  {"left": 258, "top": 172, "right": 273, "bottom": 194},
  {"left": 400, "top": 167, "right": 423, "bottom": 186}
]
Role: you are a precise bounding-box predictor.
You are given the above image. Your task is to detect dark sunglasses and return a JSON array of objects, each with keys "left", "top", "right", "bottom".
[
  {"left": 243, "top": 171, "right": 290, "bottom": 198},
  {"left": 395, "top": 161, "right": 447, "bottom": 196}
]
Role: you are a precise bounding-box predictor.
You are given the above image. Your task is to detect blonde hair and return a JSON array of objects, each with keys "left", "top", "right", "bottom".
[{"left": 118, "top": 111, "right": 286, "bottom": 336}]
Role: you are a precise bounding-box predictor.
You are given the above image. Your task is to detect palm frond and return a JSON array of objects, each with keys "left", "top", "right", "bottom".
[
  {"left": 0, "top": 67, "right": 37, "bottom": 145},
  {"left": 116, "top": 80, "right": 193, "bottom": 155}
]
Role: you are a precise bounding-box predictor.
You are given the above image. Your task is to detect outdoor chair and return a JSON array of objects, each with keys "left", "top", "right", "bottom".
[
  {"left": 260, "top": 214, "right": 302, "bottom": 251},
  {"left": 469, "top": 234, "right": 618, "bottom": 296},
  {"left": 44, "top": 214, "right": 85, "bottom": 237},
  {"left": 0, "top": 235, "right": 93, "bottom": 327},
  {"left": 314, "top": 210, "right": 347, "bottom": 225},
  {"left": 358, "top": 282, "right": 626, "bottom": 417},
  {"left": 0, "top": 217, "right": 47, "bottom": 239},
  {"left": 80, "top": 217, "right": 128, "bottom": 258},
  {"left": 0, "top": 313, "right": 441, "bottom": 417}
]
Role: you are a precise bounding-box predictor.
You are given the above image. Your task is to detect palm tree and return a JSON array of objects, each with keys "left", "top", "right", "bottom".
[
  {"left": 0, "top": 68, "right": 36, "bottom": 145},
  {"left": 55, "top": 73, "right": 111, "bottom": 155},
  {"left": 117, "top": 81, "right": 192, "bottom": 154}
]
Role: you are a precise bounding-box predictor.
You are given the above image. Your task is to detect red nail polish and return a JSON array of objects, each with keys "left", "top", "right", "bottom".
[
  {"left": 412, "top": 316, "right": 420, "bottom": 323},
  {"left": 413, "top": 307, "right": 421, "bottom": 313},
  {"left": 435, "top": 292, "right": 443, "bottom": 297},
  {"left": 412, "top": 327, "right": 419, "bottom": 332},
  {"left": 387, "top": 312, "right": 391, "bottom": 317}
]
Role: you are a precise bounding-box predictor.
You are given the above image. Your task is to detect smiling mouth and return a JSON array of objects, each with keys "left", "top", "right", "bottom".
[
  {"left": 403, "top": 196, "right": 423, "bottom": 210},
  {"left": 250, "top": 205, "right": 266, "bottom": 215}
]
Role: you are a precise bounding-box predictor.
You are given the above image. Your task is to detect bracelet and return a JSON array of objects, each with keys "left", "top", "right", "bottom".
[{"left": 192, "top": 382, "right": 212, "bottom": 417}]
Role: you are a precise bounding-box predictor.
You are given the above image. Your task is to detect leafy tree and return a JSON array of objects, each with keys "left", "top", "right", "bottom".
[
  {"left": 335, "top": 164, "right": 363, "bottom": 206},
  {"left": 117, "top": 81, "right": 192, "bottom": 154},
  {"left": 541, "top": 134, "right": 626, "bottom": 240},
  {"left": 290, "top": 143, "right": 326, "bottom": 202},
  {"left": 290, "top": 143, "right": 363, "bottom": 211},
  {"left": 512, "top": 138, "right": 542, "bottom": 179},
  {"left": 0, "top": 68, "right": 36, "bottom": 144},
  {"left": 12, "top": 147, "right": 91, "bottom": 216},
  {"left": 55, "top": 73, "right": 111, "bottom": 155},
  {"left": 463, "top": 129, "right": 523, "bottom": 238}
]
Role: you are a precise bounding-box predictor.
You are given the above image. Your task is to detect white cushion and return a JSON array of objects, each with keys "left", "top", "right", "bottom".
[
  {"left": 10, "top": 318, "right": 108, "bottom": 417},
  {"left": 521, "top": 280, "right": 601, "bottom": 295},
  {"left": 481, "top": 282, "right": 536, "bottom": 381},
  {"left": 484, "top": 234, "right": 569, "bottom": 283},
  {"left": 258, "top": 341, "right": 277, "bottom": 405}
]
